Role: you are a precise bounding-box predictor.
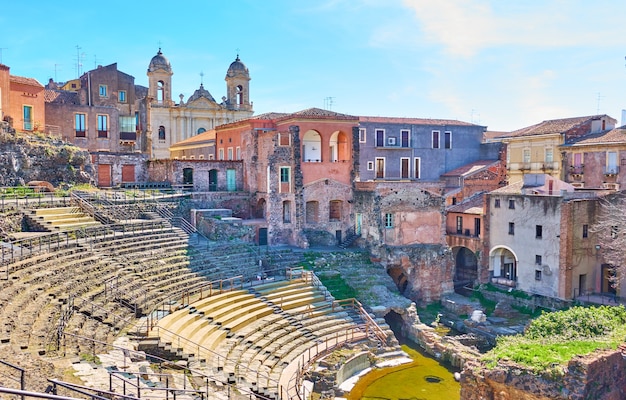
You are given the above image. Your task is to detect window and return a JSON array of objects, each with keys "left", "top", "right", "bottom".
[
  {"left": 536, "top": 225, "right": 543, "bottom": 239},
  {"left": 574, "top": 153, "right": 583, "bottom": 167},
  {"left": 523, "top": 148, "right": 531, "bottom": 163},
  {"left": 494, "top": 198, "right": 500, "bottom": 208},
  {"left": 329, "top": 200, "right": 342, "bottom": 221},
  {"left": 474, "top": 218, "right": 481, "bottom": 236},
  {"left": 375, "top": 129, "right": 385, "bottom": 147},
  {"left": 444, "top": 131, "right": 452, "bottom": 149},
  {"left": 280, "top": 167, "right": 290, "bottom": 183},
  {"left": 359, "top": 128, "right": 366, "bottom": 143},
  {"left": 306, "top": 201, "right": 319, "bottom": 223},
  {"left": 414, "top": 158, "right": 421, "bottom": 179},
  {"left": 611, "top": 225, "right": 619, "bottom": 239},
  {"left": 535, "top": 255, "right": 542, "bottom": 265},
  {"left": 219, "top": 148, "right": 224, "bottom": 160},
  {"left": 208, "top": 154, "right": 214, "bottom": 160},
  {"left": 75, "top": 113, "right": 86, "bottom": 137},
  {"left": 236, "top": 147, "right": 241, "bottom": 160},
  {"left": 227, "top": 147, "right": 233, "bottom": 160},
  {"left": 456, "top": 216, "right": 463, "bottom": 234},
  {"left": 384, "top": 213, "right": 393, "bottom": 228},
  {"left": 97, "top": 114, "right": 108, "bottom": 138},
  {"left": 508, "top": 199, "right": 515, "bottom": 209},
  {"left": 508, "top": 222, "right": 515, "bottom": 235},
  {"left": 118, "top": 90, "right": 126, "bottom": 103},
  {"left": 432, "top": 131, "right": 440, "bottom": 149},
  {"left": 375, "top": 157, "right": 385, "bottom": 179},
  {"left": 23, "top": 105, "right": 33, "bottom": 130},
  {"left": 283, "top": 201, "right": 291, "bottom": 223},
  {"left": 545, "top": 148, "right": 553, "bottom": 163},
  {"left": 400, "top": 158, "right": 410, "bottom": 179},
  {"left": 197, "top": 127, "right": 206, "bottom": 134},
  {"left": 158, "top": 126, "right": 166, "bottom": 141},
  {"left": 367, "top": 161, "right": 374, "bottom": 171},
  {"left": 99, "top": 85, "right": 107, "bottom": 97},
  {"left": 279, "top": 132, "right": 290, "bottom": 146},
  {"left": 535, "top": 270, "right": 542, "bottom": 281},
  {"left": 401, "top": 129, "right": 410, "bottom": 147},
  {"left": 607, "top": 151, "right": 618, "bottom": 174},
  {"left": 582, "top": 224, "right": 588, "bottom": 238}
]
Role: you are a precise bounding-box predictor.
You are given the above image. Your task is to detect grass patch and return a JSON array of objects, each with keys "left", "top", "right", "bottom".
[
  {"left": 482, "top": 305, "right": 626, "bottom": 376},
  {"left": 316, "top": 273, "right": 358, "bottom": 300},
  {"left": 481, "top": 282, "right": 532, "bottom": 300},
  {"left": 470, "top": 290, "right": 497, "bottom": 315}
]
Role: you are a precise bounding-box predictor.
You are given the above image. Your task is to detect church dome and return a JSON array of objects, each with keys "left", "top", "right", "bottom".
[
  {"left": 187, "top": 83, "right": 216, "bottom": 103},
  {"left": 226, "top": 55, "right": 249, "bottom": 77},
  {"left": 148, "top": 48, "right": 172, "bottom": 73}
]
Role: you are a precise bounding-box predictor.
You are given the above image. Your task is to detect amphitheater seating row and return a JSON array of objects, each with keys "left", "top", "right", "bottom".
[{"left": 151, "top": 278, "right": 364, "bottom": 398}]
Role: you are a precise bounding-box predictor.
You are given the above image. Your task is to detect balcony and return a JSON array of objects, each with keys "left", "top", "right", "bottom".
[
  {"left": 604, "top": 166, "right": 619, "bottom": 177},
  {"left": 542, "top": 161, "right": 558, "bottom": 171}
]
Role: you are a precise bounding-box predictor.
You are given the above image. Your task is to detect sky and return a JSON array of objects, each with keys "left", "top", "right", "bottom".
[{"left": 2, "top": 0, "right": 626, "bottom": 132}]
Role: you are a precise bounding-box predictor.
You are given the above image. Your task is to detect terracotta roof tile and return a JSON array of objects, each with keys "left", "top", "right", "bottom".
[
  {"left": 441, "top": 160, "right": 500, "bottom": 177},
  {"left": 564, "top": 126, "right": 626, "bottom": 146},
  {"left": 495, "top": 115, "right": 609, "bottom": 139},
  {"left": 359, "top": 116, "right": 480, "bottom": 126},
  {"left": 44, "top": 89, "right": 79, "bottom": 104},
  {"left": 171, "top": 129, "right": 216, "bottom": 146},
  {"left": 9, "top": 75, "right": 43, "bottom": 87},
  {"left": 447, "top": 192, "right": 485, "bottom": 214},
  {"left": 276, "top": 107, "right": 358, "bottom": 121}
]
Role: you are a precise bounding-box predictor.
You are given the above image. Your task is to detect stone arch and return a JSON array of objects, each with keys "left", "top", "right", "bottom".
[
  {"left": 329, "top": 130, "right": 349, "bottom": 162},
  {"left": 256, "top": 198, "right": 266, "bottom": 219},
  {"left": 452, "top": 246, "right": 478, "bottom": 288},
  {"left": 302, "top": 130, "right": 322, "bottom": 162},
  {"left": 489, "top": 246, "right": 518, "bottom": 285},
  {"left": 387, "top": 266, "right": 409, "bottom": 294}
]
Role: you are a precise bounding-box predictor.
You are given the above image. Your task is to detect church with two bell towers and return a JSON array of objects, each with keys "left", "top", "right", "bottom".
[{"left": 145, "top": 49, "right": 253, "bottom": 159}]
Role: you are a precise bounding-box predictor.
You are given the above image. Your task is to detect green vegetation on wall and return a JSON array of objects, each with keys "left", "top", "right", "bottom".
[{"left": 482, "top": 305, "right": 626, "bottom": 376}]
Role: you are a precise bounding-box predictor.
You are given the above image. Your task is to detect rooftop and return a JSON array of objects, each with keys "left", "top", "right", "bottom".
[
  {"left": 495, "top": 115, "right": 610, "bottom": 139},
  {"left": 359, "top": 116, "right": 480, "bottom": 127}
]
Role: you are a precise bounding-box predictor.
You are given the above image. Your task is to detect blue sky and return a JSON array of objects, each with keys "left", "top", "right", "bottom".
[{"left": 2, "top": 0, "right": 625, "bottom": 131}]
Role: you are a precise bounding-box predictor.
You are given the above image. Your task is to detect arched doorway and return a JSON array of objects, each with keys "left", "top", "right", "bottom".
[
  {"left": 453, "top": 247, "right": 478, "bottom": 288},
  {"left": 256, "top": 198, "right": 266, "bottom": 219},
  {"left": 387, "top": 266, "right": 409, "bottom": 294},
  {"left": 329, "top": 130, "right": 348, "bottom": 162},
  {"left": 489, "top": 246, "right": 518, "bottom": 286},
  {"left": 208, "top": 169, "right": 218, "bottom": 191},
  {"left": 182, "top": 168, "right": 193, "bottom": 192}
]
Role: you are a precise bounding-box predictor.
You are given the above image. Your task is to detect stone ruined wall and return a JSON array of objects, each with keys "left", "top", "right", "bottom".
[
  {"left": 0, "top": 130, "right": 94, "bottom": 187},
  {"left": 460, "top": 348, "right": 626, "bottom": 400},
  {"left": 376, "top": 244, "right": 454, "bottom": 305}
]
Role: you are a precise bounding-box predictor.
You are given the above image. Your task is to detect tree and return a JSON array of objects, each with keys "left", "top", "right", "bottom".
[{"left": 590, "top": 192, "right": 626, "bottom": 290}]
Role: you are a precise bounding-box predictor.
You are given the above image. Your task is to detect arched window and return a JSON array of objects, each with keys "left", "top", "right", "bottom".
[
  {"left": 158, "top": 126, "right": 166, "bottom": 141},
  {"left": 197, "top": 127, "right": 206, "bottom": 134},
  {"left": 329, "top": 200, "right": 342, "bottom": 221},
  {"left": 236, "top": 85, "right": 243, "bottom": 106},
  {"left": 306, "top": 201, "right": 319, "bottom": 223},
  {"left": 283, "top": 201, "right": 291, "bottom": 223},
  {"left": 157, "top": 81, "right": 164, "bottom": 103},
  {"left": 302, "top": 130, "right": 322, "bottom": 162}
]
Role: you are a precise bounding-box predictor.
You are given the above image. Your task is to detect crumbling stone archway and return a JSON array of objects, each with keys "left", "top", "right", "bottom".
[
  {"left": 453, "top": 246, "right": 478, "bottom": 288},
  {"left": 256, "top": 198, "right": 266, "bottom": 219},
  {"left": 387, "top": 266, "right": 409, "bottom": 294}
]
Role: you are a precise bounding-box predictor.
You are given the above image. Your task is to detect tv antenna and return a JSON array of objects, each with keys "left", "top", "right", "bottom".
[
  {"left": 324, "top": 96, "right": 334, "bottom": 111},
  {"left": 596, "top": 92, "right": 605, "bottom": 114},
  {"left": 74, "top": 45, "right": 86, "bottom": 77}
]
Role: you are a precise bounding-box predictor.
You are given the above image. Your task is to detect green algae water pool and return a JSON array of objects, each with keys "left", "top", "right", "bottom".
[{"left": 347, "top": 343, "right": 460, "bottom": 400}]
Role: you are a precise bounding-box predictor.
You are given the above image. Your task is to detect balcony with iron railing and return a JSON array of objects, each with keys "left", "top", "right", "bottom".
[{"left": 604, "top": 166, "right": 620, "bottom": 176}]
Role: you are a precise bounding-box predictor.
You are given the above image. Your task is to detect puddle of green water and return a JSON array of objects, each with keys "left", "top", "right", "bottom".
[{"left": 347, "top": 343, "right": 460, "bottom": 400}]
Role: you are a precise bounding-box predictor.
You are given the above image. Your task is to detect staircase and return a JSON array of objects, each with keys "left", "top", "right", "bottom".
[{"left": 24, "top": 206, "right": 101, "bottom": 232}]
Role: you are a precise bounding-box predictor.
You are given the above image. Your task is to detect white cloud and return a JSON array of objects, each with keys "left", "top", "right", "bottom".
[{"left": 397, "top": 0, "right": 626, "bottom": 58}]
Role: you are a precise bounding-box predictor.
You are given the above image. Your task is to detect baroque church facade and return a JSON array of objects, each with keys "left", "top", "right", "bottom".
[{"left": 145, "top": 49, "right": 253, "bottom": 159}]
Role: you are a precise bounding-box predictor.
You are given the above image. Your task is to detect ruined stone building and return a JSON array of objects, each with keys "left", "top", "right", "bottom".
[
  {"left": 487, "top": 174, "right": 608, "bottom": 300},
  {"left": 560, "top": 125, "right": 626, "bottom": 191},
  {"left": 145, "top": 50, "right": 253, "bottom": 160},
  {"left": 208, "top": 108, "right": 358, "bottom": 246}
]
